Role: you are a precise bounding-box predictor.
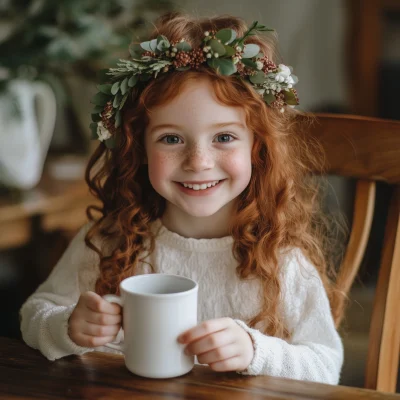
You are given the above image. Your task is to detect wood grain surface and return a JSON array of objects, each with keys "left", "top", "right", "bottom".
[{"left": 0, "top": 337, "right": 398, "bottom": 399}]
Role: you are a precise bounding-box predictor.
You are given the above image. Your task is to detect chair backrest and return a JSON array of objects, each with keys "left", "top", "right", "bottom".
[{"left": 305, "top": 113, "right": 400, "bottom": 393}]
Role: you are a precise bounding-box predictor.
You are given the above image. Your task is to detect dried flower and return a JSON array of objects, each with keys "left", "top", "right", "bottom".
[{"left": 97, "top": 122, "right": 112, "bottom": 142}]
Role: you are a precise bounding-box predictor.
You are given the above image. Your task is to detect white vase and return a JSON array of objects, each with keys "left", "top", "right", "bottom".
[{"left": 0, "top": 80, "right": 57, "bottom": 190}]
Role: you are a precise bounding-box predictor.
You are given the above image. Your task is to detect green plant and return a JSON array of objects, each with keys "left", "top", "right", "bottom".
[{"left": 0, "top": 0, "right": 176, "bottom": 80}]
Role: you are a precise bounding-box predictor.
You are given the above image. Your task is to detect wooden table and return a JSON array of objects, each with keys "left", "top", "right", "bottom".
[
  {"left": 0, "top": 337, "right": 398, "bottom": 399},
  {"left": 0, "top": 159, "right": 98, "bottom": 251}
]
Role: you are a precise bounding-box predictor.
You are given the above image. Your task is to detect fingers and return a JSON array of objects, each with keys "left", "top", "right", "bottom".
[
  {"left": 196, "top": 343, "right": 238, "bottom": 365},
  {"left": 184, "top": 329, "right": 233, "bottom": 357},
  {"left": 85, "top": 311, "right": 121, "bottom": 326},
  {"left": 178, "top": 318, "right": 254, "bottom": 372},
  {"left": 81, "top": 322, "right": 121, "bottom": 338},
  {"left": 70, "top": 332, "right": 118, "bottom": 348},
  {"left": 68, "top": 291, "right": 123, "bottom": 348},
  {"left": 83, "top": 291, "right": 122, "bottom": 315},
  {"left": 178, "top": 318, "right": 232, "bottom": 344},
  {"left": 209, "top": 357, "right": 244, "bottom": 372}
]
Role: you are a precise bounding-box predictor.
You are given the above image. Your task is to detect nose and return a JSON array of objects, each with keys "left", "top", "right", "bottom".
[{"left": 182, "top": 145, "right": 214, "bottom": 172}]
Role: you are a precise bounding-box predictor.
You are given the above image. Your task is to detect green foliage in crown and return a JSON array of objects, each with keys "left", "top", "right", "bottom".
[{"left": 90, "top": 21, "right": 299, "bottom": 149}]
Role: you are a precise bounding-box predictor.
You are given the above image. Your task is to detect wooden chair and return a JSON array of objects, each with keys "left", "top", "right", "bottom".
[{"left": 305, "top": 113, "right": 400, "bottom": 393}]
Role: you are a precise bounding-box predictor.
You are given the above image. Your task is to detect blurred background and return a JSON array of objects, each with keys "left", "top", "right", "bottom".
[{"left": 0, "top": 0, "right": 399, "bottom": 390}]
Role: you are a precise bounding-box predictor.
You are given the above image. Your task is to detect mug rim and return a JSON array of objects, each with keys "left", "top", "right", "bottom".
[{"left": 120, "top": 273, "right": 198, "bottom": 299}]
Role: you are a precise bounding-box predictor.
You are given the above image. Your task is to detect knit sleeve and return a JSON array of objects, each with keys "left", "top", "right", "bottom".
[
  {"left": 234, "top": 249, "right": 343, "bottom": 385},
  {"left": 20, "top": 223, "right": 97, "bottom": 361}
]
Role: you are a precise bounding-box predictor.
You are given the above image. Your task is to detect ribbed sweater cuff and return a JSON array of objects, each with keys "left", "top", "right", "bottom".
[
  {"left": 47, "top": 304, "right": 93, "bottom": 360},
  {"left": 234, "top": 319, "right": 270, "bottom": 375}
]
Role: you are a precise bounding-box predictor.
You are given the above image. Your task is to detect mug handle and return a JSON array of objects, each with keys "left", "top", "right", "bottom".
[{"left": 103, "top": 294, "right": 124, "bottom": 352}]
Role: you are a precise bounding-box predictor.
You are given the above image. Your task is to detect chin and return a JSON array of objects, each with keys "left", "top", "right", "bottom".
[{"left": 181, "top": 206, "right": 226, "bottom": 219}]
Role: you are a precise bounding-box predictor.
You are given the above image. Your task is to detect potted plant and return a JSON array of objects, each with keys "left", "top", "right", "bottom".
[{"left": 0, "top": 0, "right": 176, "bottom": 190}]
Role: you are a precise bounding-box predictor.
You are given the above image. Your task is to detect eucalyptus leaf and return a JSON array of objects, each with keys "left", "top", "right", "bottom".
[
  {"left": 216, "top": 29, "right": 237, "bottom": 44},
  {"left": 263, "top": 91, "right": 276, "bottom": 105},
  {"left": 128, "top": 75, "right": 138, "bottom": 87},
  {"left": 140, "top": 41, "right": 153, "bottom": 52},
  {"left": 91, "top": 105, "right": 104, "bottom": 114},
  {"left": 207, "top": 58, "right": 237, "bottom": 76},
  {"left": 119, "top": 92, "right": 129, "bottom": 110},
  {"left": 98, "top": 84, "right": 112, "bottom": 95},
  {"left": 208, "top": 39, "right": 226, "bottom": 56},
  {"left": 223, "top": 45, "right": 235, "bottom": 57},
  {"left": 241, "top": 58, "right": 258, "bottom": 69},
  {"left": 242, "top": 44, "right": 260, "bottom": 59},
  {"left": 120, "top": 77, "right": 129, "bottom": 95},
  {"left": 91, "top": 92, "right": 110, "bottom": 106},
  {"left": 158, "top": 35, "right": 169, "bottom": 43},
  {"left": 249, "top": 71, "right": 266, "bottom": 84},
  {"left": 111, "top": 81, "right": 120, "bottom": 95},
  {"left": 157, "top": 40, "right": 169, "bottom": 52},
  {"left": 156, "top": 35, "right": 170, "bottom": 51},
  {"left": 91, "top": 113, "right": 102, "bottom": 122},
  {"left": 113, "top": 92, "right": 122, "bottom": 108},
  {"left": 283, "top": 90, "right": 298, "bottom": 105},
  {"left": 115, "top": 110, "right": 122, "bottom": 128},
  {"left": 176, "top": 41, "right": 192, "bottom": 52},
  {"left": 149, "top": 38, "right": 158, "bottom": 52}
]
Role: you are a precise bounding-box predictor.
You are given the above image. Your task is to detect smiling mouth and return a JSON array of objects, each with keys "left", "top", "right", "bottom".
[{"left": 178, "top": 180, "right": 224, "bottom": 191}]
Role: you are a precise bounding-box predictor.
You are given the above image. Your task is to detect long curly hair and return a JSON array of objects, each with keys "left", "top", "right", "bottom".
[{"left": 85, "top": 12, "right": 346, "bottom": 338}]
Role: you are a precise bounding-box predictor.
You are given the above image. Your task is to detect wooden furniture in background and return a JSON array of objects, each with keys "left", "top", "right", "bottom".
[
  {"left": 306, "top": 113, "right": 400, "bottom": 393},
  {"left": 1, "top": 337, "right": 399, "bottom": 399},
  {"left": 0, "top": 170, "right": 98, "bottom": 251},
  {"left": 348, "top": 0, "right": 400, "bottom": 116}
]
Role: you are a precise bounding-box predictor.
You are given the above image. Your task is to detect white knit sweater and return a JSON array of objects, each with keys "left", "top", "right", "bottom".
[{"left": 20, "top": 220, "right": 343, "bottom": 384}]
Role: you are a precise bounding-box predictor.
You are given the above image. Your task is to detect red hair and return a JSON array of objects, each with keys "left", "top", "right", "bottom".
[{"left": 85, "top": 12, "right": 345, "bottom": 338}]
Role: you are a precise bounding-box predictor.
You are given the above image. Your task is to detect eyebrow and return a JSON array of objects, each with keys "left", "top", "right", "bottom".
[{"left": 148, "top": 122, "right": 246, "bottom": 135}]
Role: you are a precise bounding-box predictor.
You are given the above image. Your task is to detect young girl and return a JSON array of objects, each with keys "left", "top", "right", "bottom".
[{"left": 20, "top": 12, "right": 345, "bottom": 384}]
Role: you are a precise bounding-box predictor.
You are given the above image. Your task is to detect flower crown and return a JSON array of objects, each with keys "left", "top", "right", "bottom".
[{"left": 90, "top": 21, "right": 299, "bottom": 149}]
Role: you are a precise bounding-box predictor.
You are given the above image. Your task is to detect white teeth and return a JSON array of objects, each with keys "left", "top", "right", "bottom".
[{"left": 182, "top": 180, "right": 220, "bottom": 190}]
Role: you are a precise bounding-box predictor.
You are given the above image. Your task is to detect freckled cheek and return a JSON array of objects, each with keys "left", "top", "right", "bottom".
[{"left": 147, "top": 151, "right": 178, "bottom": 185}]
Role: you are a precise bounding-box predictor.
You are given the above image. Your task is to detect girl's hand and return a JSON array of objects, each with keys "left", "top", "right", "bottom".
[
  {"left": 177, "top": 318, "right": 254, "bottom": 372},
  {"left": 68, "top": 291, "right": 122, "bottom": 348}
]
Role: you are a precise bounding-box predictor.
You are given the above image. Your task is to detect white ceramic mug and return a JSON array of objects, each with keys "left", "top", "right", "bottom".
[{"left": 103, "top": 274, "right": 198, "bottom": 379}]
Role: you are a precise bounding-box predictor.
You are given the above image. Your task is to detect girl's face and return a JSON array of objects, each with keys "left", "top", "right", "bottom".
[{"left": 144, "top": 79, "right": 254, "bottom": 221}]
